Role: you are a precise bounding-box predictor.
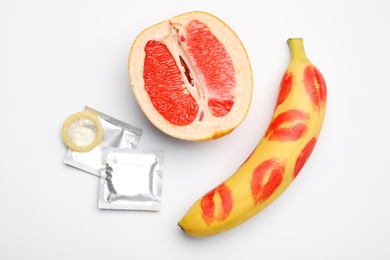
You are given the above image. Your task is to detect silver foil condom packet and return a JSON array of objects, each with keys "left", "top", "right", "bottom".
[
  {"left": 99, "top": 148, "right": 164, "bottom": 211},
  {"left": 64, "top": 107, "right": 142, "bottom": 176}
]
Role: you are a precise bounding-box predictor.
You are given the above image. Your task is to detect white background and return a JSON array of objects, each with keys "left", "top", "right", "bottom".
[{"left": 1, "top": 0, "right": 389, "bottom": 259}]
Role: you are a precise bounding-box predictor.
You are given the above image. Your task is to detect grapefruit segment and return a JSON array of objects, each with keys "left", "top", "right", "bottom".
[
  {"left": 143, "top": 40, "right": 199, "bottom": 126},
  {"left": 185, "top": 19, "right": 236, "bottom": 117},
  {"left": 129, "top": 11, "right": 253, "bottom": 141}
]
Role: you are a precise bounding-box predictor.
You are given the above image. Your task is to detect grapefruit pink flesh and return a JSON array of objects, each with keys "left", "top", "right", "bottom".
[
  {"left": 143, "top": 19, "right": 237, "bottom": 126},
  {"left": 185, "top": 20, "right": 236, "bottom": 117},
  {"left": 144, "top": 40, "right": 199, "bottom": 126}
]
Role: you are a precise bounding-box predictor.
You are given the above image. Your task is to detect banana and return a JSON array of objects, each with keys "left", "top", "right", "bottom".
[{"left": 178, "top": 38, "right": 327, "bottom": 237}]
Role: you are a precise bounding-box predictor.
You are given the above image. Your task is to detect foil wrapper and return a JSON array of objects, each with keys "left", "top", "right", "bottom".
[
  {"left": 99, "top": 148, "right": 164, "bottom": 211},
  {"left": 64, "top": 107, "right": 142, "bottom": 176}
]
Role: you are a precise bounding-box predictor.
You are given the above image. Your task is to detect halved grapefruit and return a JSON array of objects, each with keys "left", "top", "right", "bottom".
[{"left": 128, "top": 11, "right": 253, "bottom": 141}]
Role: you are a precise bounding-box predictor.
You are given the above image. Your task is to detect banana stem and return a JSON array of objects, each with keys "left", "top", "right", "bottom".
[{"left": 287, "top": 38, "right": 308, "bottom": 61}]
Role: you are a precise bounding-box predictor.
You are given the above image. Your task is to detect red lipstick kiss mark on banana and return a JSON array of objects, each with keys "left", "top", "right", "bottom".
[
  {"left": 303, "top": 65, "right": 327, "bottom": 111},
  {"left": 251, "top": 158, "right": 285, "bottom": 203},
  {"left": 201, "top": 183, "right": 233, "bottom": 226},
  {"left": 265, "top": 109, "right": 310, "bottom": 142}
]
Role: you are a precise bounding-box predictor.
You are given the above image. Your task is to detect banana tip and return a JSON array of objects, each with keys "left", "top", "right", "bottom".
[{"left": 178, "top": 223, "right": 185, "bottom": 233}]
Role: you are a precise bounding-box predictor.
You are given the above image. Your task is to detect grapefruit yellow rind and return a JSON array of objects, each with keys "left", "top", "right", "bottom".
[{"left": 128, "top": 11, "right": 253, "bottom": 141}]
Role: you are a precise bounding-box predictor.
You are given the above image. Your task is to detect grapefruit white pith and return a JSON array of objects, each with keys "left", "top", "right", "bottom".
[{"left": 128, "top": 11, "right": 253, "bottom": 141}]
